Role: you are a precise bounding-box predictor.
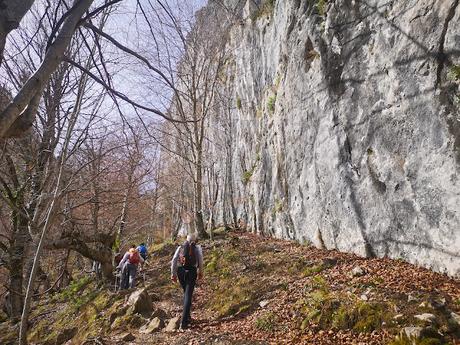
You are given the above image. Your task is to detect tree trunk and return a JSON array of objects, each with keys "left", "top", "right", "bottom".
[
  {"left": 0, "top": 0, "right": 36, "bottom": 65},
  {"left": 0, "top": 0, "right": 94, "bottom": 138},
  {"left": 8, "top": 211, "right": 28, "bottom": 321}
]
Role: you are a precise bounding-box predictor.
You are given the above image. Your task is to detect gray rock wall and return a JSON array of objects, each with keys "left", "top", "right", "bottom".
[{"left": 209, "top": 0, "right": 460, "bottom": 276}]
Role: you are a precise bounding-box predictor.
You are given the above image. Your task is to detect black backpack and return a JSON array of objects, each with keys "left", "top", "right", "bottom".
[{"left": 179, "top": 242, "right": 197, "bottom": 268}]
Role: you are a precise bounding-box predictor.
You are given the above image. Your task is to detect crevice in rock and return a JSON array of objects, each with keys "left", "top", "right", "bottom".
[
  {"left": 435, "top": 0, "right": 459, "bottom": 89},
  {"left": 366, "top": 149, "right": 387, "bottom": 195}
]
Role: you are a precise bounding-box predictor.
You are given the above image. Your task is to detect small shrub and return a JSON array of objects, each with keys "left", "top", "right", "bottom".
[
  {"left": 236, "top": 97, "right": 242, "bottom": 109},
  {"left": 267, "top": 94, "right": 276, "bottom": 114},
  {"left": 255, "top": 312, "right": 277, "bottom": 331},
  {"left": 317, "top": 0, "right": 328, "bottom": 16},
  {"left": 251, "top": 0, "right": 276, "bottom": 21},
  {"left": 242, "top": 170, "right": 254, "bottom": 185},
  {"left": 448, "top": 65, "right": 460, "bottom": 81}
]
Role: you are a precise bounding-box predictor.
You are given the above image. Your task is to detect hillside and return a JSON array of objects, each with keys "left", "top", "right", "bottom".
[{"left": 2, "top": 229, "right": 459, "bottom": 345}]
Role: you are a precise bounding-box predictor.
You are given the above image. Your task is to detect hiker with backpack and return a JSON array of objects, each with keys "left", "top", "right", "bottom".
[
  {"left": 117, "top": 244, "right": 144, "bottom": 289},
  {"left": 137, "top": 243, "right": 148, "bottom": 262},
  {"left": 170, "top": 233, "right": 204, "bottom": 330}
]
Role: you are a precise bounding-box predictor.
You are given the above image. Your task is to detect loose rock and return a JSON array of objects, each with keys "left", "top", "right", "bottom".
[
  {"left": 140, "top": 317, "right": 164, "bottom": 334},
  {"left": 259, "top": 300, "right": 269, "bottom": 308},
  {"left": 401, "top": 327, "right": 424, "bottom": 340},
  {"left": 165, "top": 316, "right": 181, "bottom": 332},
  {"left": 351, "top": 266, "right": 365, "bottom": 277},
  {"left": 120, "top": 332, "right": 135, "bottom": 341},
  {"left": 414, "top": 313, "right": 436, "bottom": 323}
]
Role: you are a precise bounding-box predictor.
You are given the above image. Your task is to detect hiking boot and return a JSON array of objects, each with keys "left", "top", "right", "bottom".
[{"left": 178, "top": 324, "right": 189, "bottom": 331}]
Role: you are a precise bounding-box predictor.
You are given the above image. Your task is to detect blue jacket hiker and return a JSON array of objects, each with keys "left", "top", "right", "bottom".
[
  {"left": 171, "top": 233, "right": 204, "bottom": 330},
  {"left": 137, "top": 243, "right": 148, "bottom": 261}
]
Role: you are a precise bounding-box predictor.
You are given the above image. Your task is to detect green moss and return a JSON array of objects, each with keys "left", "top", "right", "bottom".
[
  {"left": 255, "top": 312, "right": 277, "bottom": 331},
  {"left": 352, "top": 302, "right": 388, "bottom": 332},
  {"left": 302, "top": 264, "right": 325, "bottom": 277}
]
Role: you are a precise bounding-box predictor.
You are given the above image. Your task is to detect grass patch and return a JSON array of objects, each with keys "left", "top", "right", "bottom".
[
  {"left": 206, "top": 246, "right": 260, "bottom": 317},
  {"left": 255, "top": 312, "right": 278, "bottom": 331},
  {"left": 298, "top": 288, "right": 393, "bottom": 334}
]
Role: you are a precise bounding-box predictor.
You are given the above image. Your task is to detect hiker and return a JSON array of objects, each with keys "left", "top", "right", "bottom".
[
  {"left": 170, "top": 233, "right": 204, "bottom": 330},
  {"left": 137, "top": 242, "right": 148, "bottom": 262},
  {"left": 117, "top": 244, "right": 144, "bottom": 289}
]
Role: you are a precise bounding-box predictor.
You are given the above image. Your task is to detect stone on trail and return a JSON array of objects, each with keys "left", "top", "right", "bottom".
[
  {"left": 401, "top": 327, "right": 424, "bottom": 340},
  {"left": 350, "top": 266, "right": 365, "bottom": 277},
  {"left": 414, "top": 313, "right": 436, "bottom": 323},
  {"left": 165, "top": 316, "right": 181, "bottom": 332},
  {"left": 259, "top": 300, "right": 269, "bottom": 308},
  {"left": 127, "top": 288, "right": 153, "bottom": 315},
  {"left": 120, "top": 332, "right": 136, "bottom": 341},
  {"left": 140, "top": 317, "right": 164, "bottom": 334}
]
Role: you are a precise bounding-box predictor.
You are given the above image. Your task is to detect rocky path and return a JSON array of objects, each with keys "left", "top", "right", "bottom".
[
  {"left": 2, "top": 230, "right": 458, "bottom": 345},
  {"left": 104, "top": 232, "right": 460, "bottom": 345}
]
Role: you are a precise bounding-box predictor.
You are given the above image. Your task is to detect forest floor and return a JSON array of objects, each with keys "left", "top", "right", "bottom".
[{"left": 1, "top": 229, "right": 460, "bottom": 345}]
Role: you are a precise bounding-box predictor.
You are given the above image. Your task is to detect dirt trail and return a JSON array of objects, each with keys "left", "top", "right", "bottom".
[{"left": 104, "top": 232, "right": 460, "bottom": 345}]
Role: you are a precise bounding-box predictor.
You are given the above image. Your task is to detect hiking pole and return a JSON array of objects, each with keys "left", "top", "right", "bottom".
[{"left": 114, "top": 270, "right": 120, "bottom": 292}]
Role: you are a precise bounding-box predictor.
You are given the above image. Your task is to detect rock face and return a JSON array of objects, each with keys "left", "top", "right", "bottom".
[{"left": 204, "top": 0, "right": 460, "bottom": 276}]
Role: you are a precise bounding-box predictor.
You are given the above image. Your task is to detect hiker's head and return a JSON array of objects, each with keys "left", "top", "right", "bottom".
[
  {"left": 140, "top": 243, "right": 145, "bottom": 246},
  {"left": 130, "top": 244, "right": 136, "bottom": 249},
  {"left": 186, "top": 233, "right": 197, "bottom": 243}
]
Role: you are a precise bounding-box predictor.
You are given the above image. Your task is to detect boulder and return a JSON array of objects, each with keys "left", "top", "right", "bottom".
[
  {"left": 165, "top": 316, "right": 181, "bottom": 332},
  {"left": 127, "top": 288, "right": 153, "bottom": 316},
  {"left": 151, "top": 308, "right": 169, "bottom": 321},
  {"left": 140, "top": 317, "right": 165, "bottom": 334}
]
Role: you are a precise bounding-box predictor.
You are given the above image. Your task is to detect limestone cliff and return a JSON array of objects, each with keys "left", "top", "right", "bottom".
[{"left": 206, "top": 0, "right": 460, "bottom": 276}]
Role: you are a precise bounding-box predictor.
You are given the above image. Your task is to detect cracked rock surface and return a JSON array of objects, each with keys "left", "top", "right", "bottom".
[{"left": 206, "top": 0, "right": 460, "bottom": 276}]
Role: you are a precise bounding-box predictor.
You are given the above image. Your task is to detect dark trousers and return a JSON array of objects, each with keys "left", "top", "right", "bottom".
[
  {"left": 121, "top": 263, "right": 137, "bottom": 289},
  {"left": 177, "top": 266, "right": 197, "bottom": 327}
]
